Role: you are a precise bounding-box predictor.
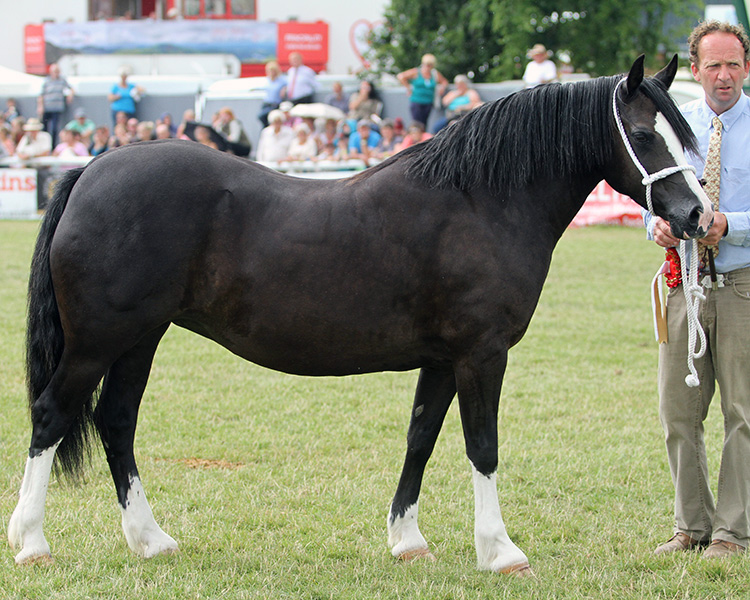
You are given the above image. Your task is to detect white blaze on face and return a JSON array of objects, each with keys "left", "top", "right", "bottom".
[{"left": 654, "top": 111, "right": 714, "bottom": 233}]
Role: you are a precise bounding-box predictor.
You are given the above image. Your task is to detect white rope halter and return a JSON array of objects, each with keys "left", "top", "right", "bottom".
[
  {"left": 612, "top": 77, "right": 706, "bottom": 387},
  {"left": 611, "top": 78, "right": 696, "bottom": 215}
]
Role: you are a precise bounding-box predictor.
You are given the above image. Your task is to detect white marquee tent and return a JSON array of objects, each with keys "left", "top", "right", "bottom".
[{"left": 0, "top": 65, "right": 43, "bottom": 97}]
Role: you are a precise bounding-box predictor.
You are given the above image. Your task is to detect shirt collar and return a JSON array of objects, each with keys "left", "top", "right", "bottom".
[{"left": 701, "top": 92, "right": 749, "bottom": 132}]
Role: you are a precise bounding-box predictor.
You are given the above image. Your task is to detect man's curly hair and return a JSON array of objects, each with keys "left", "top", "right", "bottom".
[{"left": 688, "top": 20, "right": 750, "bottom": 65}]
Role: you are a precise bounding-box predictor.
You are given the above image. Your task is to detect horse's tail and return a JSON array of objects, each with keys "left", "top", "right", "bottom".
[{"left": 26, "top": 166, "right": 95, "bottom": 479}]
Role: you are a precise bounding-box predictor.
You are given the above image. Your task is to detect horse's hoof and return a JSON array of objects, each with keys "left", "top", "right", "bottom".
[
  {"left": 15, "top": 551, "right": 54, "bottom": 566},
  {"left": 397, "top": 547, "right": 436, "bottom": 563},
  {"left": 498, "top": 562, "right": 535, "bottom": 577}
]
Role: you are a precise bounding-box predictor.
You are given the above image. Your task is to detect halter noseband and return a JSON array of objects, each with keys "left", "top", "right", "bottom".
[{"left": 611, "top": 77, "right": 696, "bottom": 216}]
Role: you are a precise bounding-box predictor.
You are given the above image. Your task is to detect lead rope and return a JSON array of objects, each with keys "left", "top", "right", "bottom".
[
  {"left": 612, "top": 78, "right": 705, "bottom": 387},
  {"left": 679, "top": 241, "right": 706, "bottom": 387}
]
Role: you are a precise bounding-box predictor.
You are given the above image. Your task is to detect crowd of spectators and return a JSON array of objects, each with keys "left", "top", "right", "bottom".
[{"left": 0, "top": 54, "right": 489, "bottom": 170}]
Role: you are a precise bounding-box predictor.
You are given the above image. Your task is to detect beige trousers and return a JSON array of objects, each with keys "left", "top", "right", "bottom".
[{"left": 659, "top": 266, "right": 750, "bottom": 547}]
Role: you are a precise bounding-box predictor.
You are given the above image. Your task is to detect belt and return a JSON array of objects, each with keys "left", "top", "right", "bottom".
[{"left": 700, "top": 273, "right": 725, "bottom": 288}]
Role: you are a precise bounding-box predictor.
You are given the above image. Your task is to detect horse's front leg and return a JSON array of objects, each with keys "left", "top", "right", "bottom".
[
  {"left": 455, "top": 351, "right": 531, "bottom": 575},
  {"left": 388, "top": 366, "right": 456, "bottom": 561}
]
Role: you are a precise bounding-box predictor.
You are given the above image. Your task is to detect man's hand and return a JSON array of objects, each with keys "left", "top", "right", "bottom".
[
  {"left": 697, "top": 211, "right": 727, "bottom": 246},
  {"left": 652, "top": 216, "right": 682, "bottom": 248}
]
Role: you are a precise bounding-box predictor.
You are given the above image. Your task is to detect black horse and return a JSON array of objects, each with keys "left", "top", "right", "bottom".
[{"left": 10, "top": 56, "right": 711, "bottom": 573}]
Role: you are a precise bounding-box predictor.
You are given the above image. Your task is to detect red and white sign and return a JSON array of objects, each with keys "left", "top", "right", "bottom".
[
  {"left": 24, "top": 24, "right": 46, "bottom": 75},
  {"left": 277, "top": 21, "right": 329, "bottom": 71},
  {"left": 572, "top": 181, "right": 643, "bottom": 227},
  {"left": 0, "top": 169, "right": 38, "bottom": 219}
]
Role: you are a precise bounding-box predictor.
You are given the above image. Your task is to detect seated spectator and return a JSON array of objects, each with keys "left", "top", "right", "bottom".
[
  {"left": 374, "top": 119, "right": 402, "bottom": 159},
  {"left": 3, "top": 98, "right": 21, "bottom": 123},
  {"left": 126, "top": 117, "right": 139, "bottom": 140},
  {"left": 53, "top": 128, "right": 90, "bottom": 158},
  {"left": 0, "top": 124, "right": 15, "bottom": 157},
  {"left": 213, "top": 107, "right": 251, "bottom": 156},
  {"left": 325, "top": 81, "right": 349, "bottom": 114},
  {"left": 135, "top": 121, "right": 155, "bottom": 142},
  {"left": 111, "top": 123, "right": 132, "bottom": 148},
  {"left": 335, "top": 120, "right": 352, "bottom": 161},
  {"left": 155, "top": 123, "right": 172, "bottom": 139},
  {"left": 348, "top": 80, "right": 382, "bottom": 122},
  {"left": 158, "top": 112, "right": 177, "bottom": 136},
  {"left": 176, "top": 109, "right": 196, "bottom": 140},
  {"left": 348, "top": 119, "right": 381, "bottom": 163},
  {"left": 89, "top": 125, "right": 111, "bottom": 156},
  {"left": 194, "top": 125, "right": 219, "bottom": 150},
  {"left": 285, "top": 123, "right": 318, "bottom": 161},
  {"left": 317, "top": 141, "right": 337, "bottom": 161},
  {"left": 315, "top": 118, "right": 339, "bottom": 153},
  {"left": 431, "top": 74, "right": 483, "bottom": 133},
  {"left": 10, "top": 116, "right": 25, "bottom": 146},
  {"left": 255, "top": 109, "right": 294, "bottom": 162},
  {"left": 15, "top": 118, "right": 52, "bottom": 159},
  {"left": 65, "top": 108, "right": 96, "bottom": 145},
  {"left": 396, "top": 121, "right": 432, "bottom": 152}
]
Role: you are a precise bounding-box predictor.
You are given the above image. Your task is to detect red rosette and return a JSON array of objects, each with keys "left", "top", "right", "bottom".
[{"left": 665, "top": 247, "right": 682, "bottom": 288}]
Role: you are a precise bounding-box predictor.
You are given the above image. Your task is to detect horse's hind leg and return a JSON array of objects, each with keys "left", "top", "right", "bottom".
[
  {"left": 95, "top": 325, "right": 178, "bottom": 558},
  {"left": 388, "top": 366, "right": 456, "bottom": 561},
  {"left": 9, "top": 354, "right": 108, "bottom": 564}
]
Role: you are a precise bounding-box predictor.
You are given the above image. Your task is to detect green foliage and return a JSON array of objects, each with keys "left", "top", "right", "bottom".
[
  {"left": 1, "top": 221, "right": 744, "bottom": 598},
  {"left": 369, "top": 0, "right": 704, "bottom": 81}
]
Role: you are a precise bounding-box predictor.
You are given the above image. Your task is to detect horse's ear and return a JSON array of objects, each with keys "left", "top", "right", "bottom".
[
  {"left": 625, "top": 55, "right": 646, "bottom": 97},
  {"left": 653, "top": 54, "right": 678, "bottom": 89}
]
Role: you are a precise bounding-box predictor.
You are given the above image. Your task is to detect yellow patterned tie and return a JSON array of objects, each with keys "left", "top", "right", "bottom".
[{"left": 701, "top": 116, "right": 723, "bottom": 264}]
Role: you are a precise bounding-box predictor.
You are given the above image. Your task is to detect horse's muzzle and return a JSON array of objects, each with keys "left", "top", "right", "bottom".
[{"left": 669, "top": 204, "right": 713, "bottom": 240}]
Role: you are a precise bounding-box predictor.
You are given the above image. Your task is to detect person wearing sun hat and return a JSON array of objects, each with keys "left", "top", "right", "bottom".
[
  {"left": 15, "top": 118, "right": 53, "bottom": 160},
  {"left": 523, "top": 43, "right": 558, "bottom": 88}
]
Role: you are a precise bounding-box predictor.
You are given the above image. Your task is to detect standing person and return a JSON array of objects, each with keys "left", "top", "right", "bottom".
[
  {"left": 522, "top": 44, "right": 557, "bottom": 88},
  {"left": 258, "top": 60, "right": 287, "bottom": 127},
  {"left": 37, "top": 63, "right": 74, "bottom": 147},
  {"left": 108, "top": 67, "right": 145, "bottom": 128},
  {"left": 645, "top": 21, "right": 750, "bottom": 559},
  {"left": 283, "top": 52, "right": 318, "bottom": 105},
  {"left": 397, "top": 54, "right": 448, "bottom": 127}
]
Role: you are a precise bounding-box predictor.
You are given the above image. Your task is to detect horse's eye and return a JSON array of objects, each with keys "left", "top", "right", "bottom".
[{"left": 631, "top": 130, "right": 651, "bottom": 144}]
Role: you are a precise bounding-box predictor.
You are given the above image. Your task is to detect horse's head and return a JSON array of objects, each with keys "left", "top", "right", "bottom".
[{"left": 605, "top": 55, "right": 713, "bottom": 240}]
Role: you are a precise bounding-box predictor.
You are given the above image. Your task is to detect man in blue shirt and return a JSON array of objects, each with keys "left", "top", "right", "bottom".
[
  {"left": 348, "top": 119, "right": 381, "bottom": 164},
  {"left": 646, "top": 21, "right": 750, "bottom": 559}
]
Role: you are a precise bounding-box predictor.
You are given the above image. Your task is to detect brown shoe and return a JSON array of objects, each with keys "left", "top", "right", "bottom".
[
  {"left": 702, "top": 539, "right": 745, "bottom": 559},
  {"left": 654, "top": 532, "right": 705, "bottom": 556}
]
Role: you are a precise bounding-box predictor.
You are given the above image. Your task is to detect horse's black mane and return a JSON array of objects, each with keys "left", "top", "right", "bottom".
[{"left": 369, "top": 74, "right": 698, "bottom": 195}]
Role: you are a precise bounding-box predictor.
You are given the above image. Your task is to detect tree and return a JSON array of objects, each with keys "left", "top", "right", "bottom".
[{"left": 368, "top": 0, "right": 702, "bottom": 82}]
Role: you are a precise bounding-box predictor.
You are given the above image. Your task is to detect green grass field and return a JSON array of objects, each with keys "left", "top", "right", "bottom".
[{"left": 0, "top": 220, "right": 744, "bottom": 599}]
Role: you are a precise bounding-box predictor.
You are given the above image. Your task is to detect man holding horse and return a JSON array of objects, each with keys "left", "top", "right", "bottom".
[{"left": 647, "top": 20, "right": 750, "bottom": 559}]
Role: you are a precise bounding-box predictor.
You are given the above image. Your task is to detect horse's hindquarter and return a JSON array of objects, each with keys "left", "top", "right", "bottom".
[{"left": 51, "top": 141, "right": 552, "bottom": 376}]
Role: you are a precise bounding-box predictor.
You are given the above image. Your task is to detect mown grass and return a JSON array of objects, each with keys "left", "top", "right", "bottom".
[{"left": 0, "top": 220, "right": 744, "bottom": 599}]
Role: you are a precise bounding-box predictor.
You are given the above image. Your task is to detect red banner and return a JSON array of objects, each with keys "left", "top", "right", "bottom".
[
  {"left": 571, "top": 181, "right": 643, "bottom": 227},
  {"left": 277, "top": 21, "right": 329, "bottom": 72},
  {"left": 24, "top": 24, "right": 46, "bottom": 75}
]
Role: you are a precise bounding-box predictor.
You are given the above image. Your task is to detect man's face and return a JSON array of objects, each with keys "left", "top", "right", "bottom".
[{"left": 692, "top": 31, "right": 750, "bottom": 114}]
